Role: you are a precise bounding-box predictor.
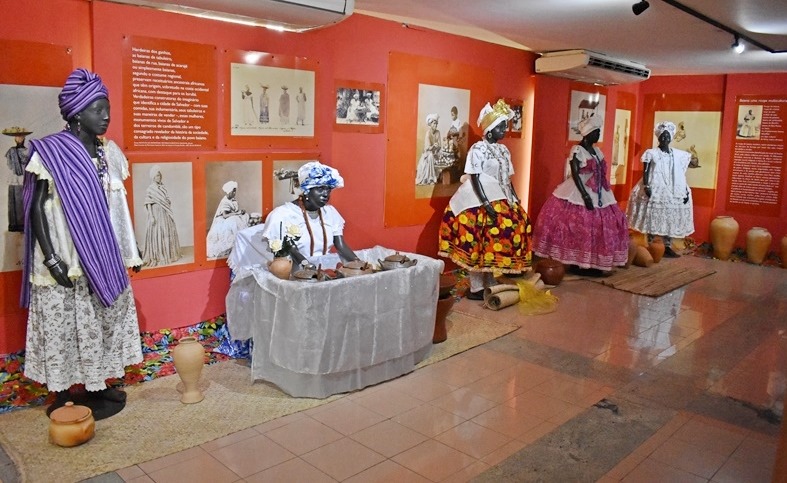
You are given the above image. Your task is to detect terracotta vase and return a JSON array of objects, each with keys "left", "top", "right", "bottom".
[
  {"left": 633, "top": 246, "right": 654, "bottom": 267},
  {"left": 172, "top": 336, "right": 205, "bottom": 404},
  {"left": 710, "top": 216, "right": 739, "bottom": 261},
  {"left": 534, "top": 259, "right": 565, "bottom": 285},
  {"left": 648, "top": 236, "right": 665, "bottom": 263},
  {"left": 268, "top": 256, "right": 293, "bottom": 280},
  {"left": 746, "top": 227, "right": 772, "bottom": 265},
  {"left": 49, "top": 401, "right": 95, "bottom": 447},
  {"left": 781, "top": 235, "right": 787, "bottom": 269},
  {"left": 625, "top": 238, "right": 639, "bottom": 268},
  {"left": 434, "top": 296, "right": 454, "bottom": 343}
]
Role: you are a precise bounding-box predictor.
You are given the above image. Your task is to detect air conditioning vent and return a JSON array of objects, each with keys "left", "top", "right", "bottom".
[{"left": 535, "top": 50, "right": 650, "bottom": 86}]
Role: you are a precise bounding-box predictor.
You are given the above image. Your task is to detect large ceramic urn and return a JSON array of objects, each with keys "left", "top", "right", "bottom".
[
  {"left": 709, "top": 216, "right": 739, "bottom": 261},
  {"left": 746, "top": 227, "right": 772, "bottom": 265},
  {"left": 173, "top": 336, "right": 205, "bottom": 404}
]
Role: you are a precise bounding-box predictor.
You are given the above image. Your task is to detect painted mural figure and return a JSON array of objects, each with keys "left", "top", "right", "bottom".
[
  {"left": 533, "top": 115, "right": 629, "bottom": 273},
  {"left": 259, "top": 84, "right": 270, "bottom": 124},
  {"left": 279, "top": 86, "right": 290, "bottom": 125},
  {"left": 415, "top": 113, "right": 440, "bottom": 185},
  {"left": 20, "top": 69, "right": 143, "bottom": 417},
  {"left": 206, "top": 181, "right": 249, "bottom": 258},
  {"left": 142, "top": 165, "right": 181, "bottom": 267},
  {"left": 4, "top": 127, "right": 31, "bottom": 232},
  {"left": 438, "top": 100, "right": 532, "bottom": 299},
  {"left": 295, "top": 87, "right": 307, "bottom": 126},
  {"left": 627, "top": 121, "right": 694, "bottom": 258}
]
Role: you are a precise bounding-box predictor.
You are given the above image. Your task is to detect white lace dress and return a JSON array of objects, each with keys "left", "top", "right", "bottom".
[
  {"left": 627, "top": 147, "right": 694, "bottom": 238},
  {"left": 24, "top": 140, "right": 143, "bottom": 392}
]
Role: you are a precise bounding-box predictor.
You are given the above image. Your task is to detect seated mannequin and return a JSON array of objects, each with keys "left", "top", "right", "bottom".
[{"left": 261, "top": 161, "right": 359, "bottom": 268}]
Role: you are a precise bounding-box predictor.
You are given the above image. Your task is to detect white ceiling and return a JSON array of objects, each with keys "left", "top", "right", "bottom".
[{"left": 354, "top": 0, "right": 787, "bottom": 76}]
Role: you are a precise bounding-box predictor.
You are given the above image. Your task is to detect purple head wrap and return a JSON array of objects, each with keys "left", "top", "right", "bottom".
[{"left": 58, "top": 68, "right": 109, "bottom": 121}]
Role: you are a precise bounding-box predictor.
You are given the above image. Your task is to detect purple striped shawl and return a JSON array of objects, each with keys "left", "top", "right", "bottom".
[{"left": 21, "top": 132, "right": 128, "bottom": 308}]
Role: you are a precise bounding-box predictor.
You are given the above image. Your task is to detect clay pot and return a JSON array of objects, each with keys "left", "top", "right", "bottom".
[
  {"left": 625, "top": 238, "right": 639, "bottom": 268},
  {"left": 534, "top": 259, "right": 565, "bottom": 286},
  {"left": 173, "top": 336, "right": 205, "bottom": 404},
  {"left": 268, "top": 257, "right": 293, "bottom": 280},
  {"left": 49, "top": 402, "right": 95, "bottom": 447},
  {"left": 710, "top": 216, "right": 739, "bottom": 261},
  {"left": 439, "top": 273, "right": 457, "bottom": 299},
  {"left": 648, "top": 236, "right": 665, "bottom": 263},
  {"left": 434, "top": 296, "right": 454, "bottom": 343},
  {"left": 633, "top": 246, "right": 654, "bottom": 267},
  {"left": 781, "top": 235, "right": 787, "bottom": 269},
  {"left": 746, "top": 227, "right": 772, "bottom": 265},
  {"left": 336, "top": 260, "right": 373, "bottom": 277}
]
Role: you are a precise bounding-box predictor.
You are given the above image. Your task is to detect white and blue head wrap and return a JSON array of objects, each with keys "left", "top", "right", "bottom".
[{"left": 298, "top": 161, "right": 344, "bottom": 194}]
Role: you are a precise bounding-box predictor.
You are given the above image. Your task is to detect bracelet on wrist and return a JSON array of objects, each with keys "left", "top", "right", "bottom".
[{"left": 43, "top": 254, "right": 62, "bottom": 269}]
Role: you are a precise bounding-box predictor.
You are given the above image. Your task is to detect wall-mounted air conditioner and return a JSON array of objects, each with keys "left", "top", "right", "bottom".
[
  {"left": 104, "top": 0, "right": 354, "bottom": 32},
  {"left": 535, "top": 50, "right": 650, "bottom": 86}
]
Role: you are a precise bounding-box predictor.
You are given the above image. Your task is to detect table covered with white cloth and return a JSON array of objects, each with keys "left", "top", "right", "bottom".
[{"left": 225, "top": 241, "right": 442, "bottom": 398}]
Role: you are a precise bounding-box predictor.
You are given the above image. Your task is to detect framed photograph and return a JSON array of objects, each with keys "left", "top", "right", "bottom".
[
  {"left": 334, "top": 80, "right": 385, "bottom": 134},
  {"left": 223, "top": 50, "right": 319, "bottom": 150},
  {"left": 384, "top": 52, "right": 494, "bottom": 227},
  {"left": 506, "top": 98, "right": 524, "bottom": 137},
  {"left": 130, "top": 158, "right": 195, "bottom": 275},
  {"left": 568, "top": 89, "right": 607, "bottom": 142}
]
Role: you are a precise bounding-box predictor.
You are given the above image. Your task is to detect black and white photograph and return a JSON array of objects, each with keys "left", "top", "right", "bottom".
[
  {"left": 131, "top": 161, "right": 194, "bottom": 268},
  {"left": 205, "top": 160, "right": 262, "bottom": 260},
  {"left": 335, "top": 88, "right": 380, "bottom": 125},
  {"left": 413, "top": 83, "right": 471, "bottom": 199},
  {"left": 0, "top": 83, "right": 62, "bottom": 272},
  {"left": 736, "top": 104, "right": 763, "bottom": 140},
  {"left": 230, "top": 62, "right": 315, "bottom": 137}
]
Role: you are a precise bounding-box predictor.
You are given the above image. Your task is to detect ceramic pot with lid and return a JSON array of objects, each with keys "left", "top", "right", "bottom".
[
  {"left": 378, "top": 252, "right": 418, "bottom": 270},
  {"left": 336, "top": 260, "right": 373, "bottom": 277},
  {"left": 49, "top": 401, "right": 95, "bottom": 447}
]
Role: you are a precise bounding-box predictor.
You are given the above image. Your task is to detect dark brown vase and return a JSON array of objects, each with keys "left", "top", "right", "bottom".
[
  {"left": 534, "top": 259, "right": 565, "bottom": 285},
  {"left": 434, "top": 296, "right": 454, "bottom": 343}
]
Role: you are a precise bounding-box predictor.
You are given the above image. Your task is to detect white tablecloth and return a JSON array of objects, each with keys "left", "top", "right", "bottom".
[{"left": 225, "top": 245, "right": 442, "bottom": 398}]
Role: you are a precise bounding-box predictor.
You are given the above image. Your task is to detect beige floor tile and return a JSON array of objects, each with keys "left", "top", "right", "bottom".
[
  {"left": 435, "top": 420, "right": 511, "bottom": 458},
  {"left": 391, "top": 439, "right": 477, "bottom": 482},
  {"left": 350, "top": 419, "right": 429, "bottom": 458},
  {"left": 116, "top": 465, "right": 145, "bottom": 481},
  {"left": 430, "top": 387, "right": 498, "bottom": 419},
  {"left": 344, "top": 460, "right": 432, "bottom": 483},
  {"left": 199, "top": 427, "right": 260, "bottom": 452},
  {"left": 393, "top": 403, "right": 467, "bottom": 437},
  {"left": 441, "top": 459, "right": 491, "bottom": 482},
  {"left": 471, "top": 403, "right": 545, "bottom": 439},
  {"left": 389, "top": 372, "right": 458, "bottom": 402},
  {"left": 649, "top": 438, "right": 729, "bottom": 479},
  {"left": 301, "top": 437, "right": 386, "bottom": 481},
  {"left": 308, "top": 399, "right": 387, "bottom": 435},
  {"left": 353, "top": 386, "right": 425, "bottom": 418},
  {"left": 505, "top": 388, "right": 580, "bottom": 421},
  {"left": 137, "top": 446, "right": 207, "bottom": 474},
  {"left": 264, "top": 416, "right": 343, "bottom": 455},
  {"left": 481, "top": 438, "right": 527, "bottom": 466},
  {"left": 244, "top": 458, "right": 336, "bottom": 483},
  {"left": 711, "top": 453, "right": 775, "bottom": 483},
  {"left": 210, "top": 433, "right": 296, "bottom": 478},
  {"left": 145, "top": 453, "right": 239, "bottom": 483},
  {"left": 125, "top": 475, "right": 155, "bottom": 483},
  {"left": 251, "top": 410, "right": 305, "bottom": 434},
  {"left": 671, "top": 417, "right": 747, "bottom": 457},
  {"left": 621, "top": 458, "right": 708, "bottom": 483}
]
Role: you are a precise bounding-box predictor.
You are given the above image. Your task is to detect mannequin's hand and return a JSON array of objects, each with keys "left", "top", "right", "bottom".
[
  {"left": 48, "top": 261, "right": 74, "bottom": 288},
  {"left": 582, "top": 194, "right": 594, "bottom": 211},
  {"left": 644, "top": 186, "right": 652, "bottom": 197},
  {"left": 483, "top": 203, "right": 497, "bottom": 223},
  {"left": 683, "top": 194, "right": 689, "bottom": 204},
  {"left": 132, "top": 265, "right": 142, "bottom": 273}
]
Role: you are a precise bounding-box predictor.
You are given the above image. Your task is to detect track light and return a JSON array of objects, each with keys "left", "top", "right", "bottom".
[
  {"left": 732, "top": 36, "right": 745, "bottom": 54},
  {"left": 632, "top": 1, "right": 650, "bottom": 16}
]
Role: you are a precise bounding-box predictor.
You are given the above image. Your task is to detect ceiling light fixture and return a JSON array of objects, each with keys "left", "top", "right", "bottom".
[
  {"left": 732, "top": 36, "right": 745, "bottom": 54},
  {"left": 632, "top": 1, "right": 650, "bottom": 16}
]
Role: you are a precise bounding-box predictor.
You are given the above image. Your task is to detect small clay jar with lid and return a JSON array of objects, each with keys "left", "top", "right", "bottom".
[{"left": 49, "top": 401, "right": 95, "bottom": 447}]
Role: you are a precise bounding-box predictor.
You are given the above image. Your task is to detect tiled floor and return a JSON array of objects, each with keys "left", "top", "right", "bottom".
[{"left": 8, "top": 255, "right": 787, "bottom": 482}]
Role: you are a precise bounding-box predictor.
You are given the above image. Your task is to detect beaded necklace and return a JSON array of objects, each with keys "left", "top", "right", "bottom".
[
  {"left": 298, "top": 197, "right": 327, "bottom": 256},
  {"left": 95, "top": 138, "right": 108, "bottom": 190}
]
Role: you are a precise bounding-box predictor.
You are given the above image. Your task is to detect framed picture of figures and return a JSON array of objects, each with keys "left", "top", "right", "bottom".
[
  {"left": 568, "top": 88, "right": 607, "bottom": 142},
  {"left": 128, "top": 155, "right": 196, "bottom": 278},
  {"left": 506, "top": 98, "right": 524, "bottom": 137},
  {"left": 223, "top": 50, "right": 319, "bottom": 150},
  {"left": 334, "top": 80, "right": 385, "bottom": 134},
  {"left": 384, "top": 52, "right": 494, "bottom": 227}
]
